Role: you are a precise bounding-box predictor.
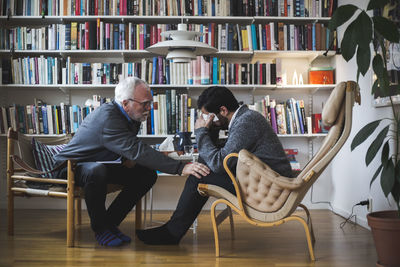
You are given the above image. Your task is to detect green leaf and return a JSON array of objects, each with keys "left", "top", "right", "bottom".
[
  {"left": 396, "top": 162, "right": 400, "bottom": 183},
  {"left": 381, "top": 159, "right": 395, "bottom": 197},
  {"left": 357, "top": 44, "right": 371, "bottom": 76},
  {"left": 391, "top": 180, "right": 400, "bottom": 204},
  {"left": 373, "top": 16, "right": 400, "bottom": 43},
  {"left": 381, "top": 141, "right": 389, "bottom": 163},
  {"left": 371, "top": 164, "right": 383, "bottom": 188},
  {"left": 366, "top": 125, "right": 389, "bottom": 166},
  {"left": 372, "top": 54, "right": 385, "bottom": 79},
  {"left": 372, "top": 78, "right": 379, "bottom": 95},
  {"left": 367, "top": 0, "right": 389, "bottom": 10},
  {"left": 329, "top": 4, "right": 358, "bottom": 31},
  {"left": 341, "top": 20, "right": 358, "bottom": 61},
  {"left": 351, "top": 120, "right": 382, "bottom": 150},
  {"left": 355, "top": 11, "right": 373, "bottom": 49}
]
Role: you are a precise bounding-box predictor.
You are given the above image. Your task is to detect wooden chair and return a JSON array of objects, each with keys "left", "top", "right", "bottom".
[
  {"left": 6, "top": 128, "right": 128, "bottom": 247},
  {"left": 198, "top": 81, "right": 361, "bottom": 260}
]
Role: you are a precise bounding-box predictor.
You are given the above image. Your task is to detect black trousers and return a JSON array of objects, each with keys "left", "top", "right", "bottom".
[
  {"left": 166, "top": 169, "right": 236, "bottom": 239},
  {"left": 58, "top": 163, "right": 157, "bottom": 233}
]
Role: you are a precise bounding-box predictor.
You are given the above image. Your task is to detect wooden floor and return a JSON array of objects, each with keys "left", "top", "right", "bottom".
[{"left": 0, "top": 209, "right": 377, "bottom": 267}]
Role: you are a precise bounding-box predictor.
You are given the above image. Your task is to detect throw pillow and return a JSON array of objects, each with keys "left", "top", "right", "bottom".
[{"left": 31, "top": 138, "right": 66, "bottom": 178}]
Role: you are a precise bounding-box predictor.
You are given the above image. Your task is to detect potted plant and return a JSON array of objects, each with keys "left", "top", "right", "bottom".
[{"left": 329, "top": 0, "right": 400, "bottom": 266}]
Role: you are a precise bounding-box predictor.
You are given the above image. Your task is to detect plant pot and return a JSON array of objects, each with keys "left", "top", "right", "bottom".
[{"left": 367, "top": 210, "right": 400, "bottom": 267}]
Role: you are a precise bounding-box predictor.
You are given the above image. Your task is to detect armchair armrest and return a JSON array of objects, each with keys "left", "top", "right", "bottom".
[{"left": 11, "top": 155, "right": 67, "bottom": 176}]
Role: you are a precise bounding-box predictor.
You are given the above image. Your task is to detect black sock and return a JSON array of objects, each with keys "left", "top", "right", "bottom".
[{"left": 136, "top": 224, "right": 180, "bottom": 245}]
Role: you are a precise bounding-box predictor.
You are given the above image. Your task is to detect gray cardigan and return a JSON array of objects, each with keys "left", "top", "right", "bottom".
[
  {"left": 195, "top": 105, "right": 293, "bottom": 177},
  {"left": 54, "top": 101, "right": 185, "bottom": 175}
]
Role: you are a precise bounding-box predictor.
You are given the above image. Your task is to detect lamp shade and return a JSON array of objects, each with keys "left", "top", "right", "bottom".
[{"left": 145, "top": 24, "right": 217, "bottom": 63}]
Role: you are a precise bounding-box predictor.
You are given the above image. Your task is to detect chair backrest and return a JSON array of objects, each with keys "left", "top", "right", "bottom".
[
  {"left": 7, "top": 128, "right": 72, "bottom": 170},
  {"left": 235, "top": 81, "right": 360, "bottom": 222}
]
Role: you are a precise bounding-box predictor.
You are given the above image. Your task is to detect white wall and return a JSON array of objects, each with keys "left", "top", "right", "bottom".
[{"left": 329, "top": 0, "right": 398, "bottom": 229}]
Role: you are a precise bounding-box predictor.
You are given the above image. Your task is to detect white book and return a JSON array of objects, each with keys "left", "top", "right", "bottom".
[
  {"left": 270, "top": 22, "right": 276, "bottom": 51},
  {"left": 69, "top": 106, "right": 74, "bottom": 133},
  {"left": 9, "top": 107, "right": 17, "bottom": 131},
  {"left": 60, "top": 102, "right": 66, "bottom": 134},
  {"left": 153, "top": 95, "right": 159, "bottom": 135},
  {"left": 100, "top": 21, "right": 104, "bottom": 50},
  {"left": 259, "top": 24, "right": 263, "bottom": 51},
  {"left": 290, "top": 24, "right": 295, "bottom": 51},
  {"left": 2, "top": 107, "right": 8, "bottom": 132},
  {"left": 47, "top": 105, "right": 54, "bottom": 134}
]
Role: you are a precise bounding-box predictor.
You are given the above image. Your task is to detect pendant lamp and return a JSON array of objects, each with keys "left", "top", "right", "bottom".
[{"left": 145, "top": 23, "right": 218, "bottom": 63}]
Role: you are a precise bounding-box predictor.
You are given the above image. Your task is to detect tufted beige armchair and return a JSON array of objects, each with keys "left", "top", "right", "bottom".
[{"left": 198, "top": 81, "right": 360, "bottom": 260}]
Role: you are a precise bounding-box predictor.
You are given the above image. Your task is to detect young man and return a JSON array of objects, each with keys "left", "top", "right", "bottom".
[
  {"left": 54, "top": 77, "right": 210, "bottom": 247},
  {"left": 136, "top": 86, "right": 292, "bottom": 245}
]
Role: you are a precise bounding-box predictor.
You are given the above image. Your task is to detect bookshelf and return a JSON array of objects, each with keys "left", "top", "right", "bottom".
[{"left": 0, "top": 0, "right": 338, "bottom": 165}]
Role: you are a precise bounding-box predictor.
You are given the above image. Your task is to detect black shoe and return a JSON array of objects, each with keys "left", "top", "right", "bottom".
[{"left": 136, "top": 224, "right": 180, "bottom": 245}]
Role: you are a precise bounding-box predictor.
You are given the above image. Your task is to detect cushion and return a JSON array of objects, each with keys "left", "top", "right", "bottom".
[
  {"left": 321, "top": 82, "right": 346, "bottom": 126},
  {"left": 31, "top": 138, "right": 66, "bottom": 178}
]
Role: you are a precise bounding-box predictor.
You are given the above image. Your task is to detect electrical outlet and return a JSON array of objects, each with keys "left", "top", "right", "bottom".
[{"left": 368, "top": 197, "right": 373, "bottom": 213}]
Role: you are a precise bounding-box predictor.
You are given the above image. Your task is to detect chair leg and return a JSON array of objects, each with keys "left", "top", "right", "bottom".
[
  {"left": 7, "top": 191, "right": 14, "bottom": 236},
  {"left": 67, "top": 161, "right": 75, "bottom": 247},
  {"left": 291, "top": 216, "right": 315, "bottom": 261},
  {"left": 75, "top": 198, "right": 82, "bottom": 226},
  {"left": 299, "top": 204, "right": 315, "bottom": 245},
  {"left": 227, "top": 206, "right": 234, "bottom": 240},
  {"left": 211, "top": 201, "right": 221, "bottom": 257}
]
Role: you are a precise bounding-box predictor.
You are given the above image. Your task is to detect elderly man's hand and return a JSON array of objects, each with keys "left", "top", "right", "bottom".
[{"left": 182, "top": 162, "right": 210, "bottom": 178}]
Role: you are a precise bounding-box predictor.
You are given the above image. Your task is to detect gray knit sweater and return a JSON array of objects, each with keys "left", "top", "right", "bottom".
[{"left": 195, "top": 105, "right": 293, "bottom": 177}]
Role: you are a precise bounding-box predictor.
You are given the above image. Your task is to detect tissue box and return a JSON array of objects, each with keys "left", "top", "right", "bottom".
[{"left": 309, "top": 67, "right": 334, "bottom": 84}]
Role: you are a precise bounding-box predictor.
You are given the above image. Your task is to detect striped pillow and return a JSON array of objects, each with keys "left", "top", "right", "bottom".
[{"left": 31, "top": 138, "right": 66, "bottom": 178}]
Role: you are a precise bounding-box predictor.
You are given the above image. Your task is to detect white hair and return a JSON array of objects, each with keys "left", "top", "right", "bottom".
[{"left": 114, "top": 77, "right": 148, "bottom": 104}]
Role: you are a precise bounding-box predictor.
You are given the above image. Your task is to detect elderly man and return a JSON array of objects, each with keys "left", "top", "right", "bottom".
[
  {"left": 136, "top": 86, "right": 292, "bottom": 245},
  {"left": 54, "top": 77, "right": 210, "bottom": 247}
]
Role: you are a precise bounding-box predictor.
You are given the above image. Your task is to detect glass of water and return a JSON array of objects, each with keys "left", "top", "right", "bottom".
[
  {"left": 184, "top": 145, "right": 194, "bottom": 156},
  {"left": 184, "top": 145, "right": 195, "bottom": 162}
]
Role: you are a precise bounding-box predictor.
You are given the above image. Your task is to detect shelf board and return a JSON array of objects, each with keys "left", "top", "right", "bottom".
[
  {"left": 0, "top": 84, "right": 117, "bottom": 90},
  {"left": 0, "top": 50, "right": 336, "bottom": 63},
  {"left": 277, "top": 133, "right": 328, "bottom": 137},
  {"left": 253, "top": 84, "right": 336, "bottom": 93},
  {"left": 1, "top": 15, "right": 330, "bottom": 26},
  {"left": 254, "top": 16, "right": 331, "bottom": 24},
  {"left": 254, "top": 50, "right": 336, "bottom": 61},
  {"left": 0, "top": 133, "right": 327, "bottom": 138},
  {"left": 0, "top": 84, "right": 336, "bottom": 92}
]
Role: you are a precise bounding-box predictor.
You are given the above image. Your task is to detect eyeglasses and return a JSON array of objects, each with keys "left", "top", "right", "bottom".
[{"left": 128, "top": 98, "right": 153, "bottom": 108}]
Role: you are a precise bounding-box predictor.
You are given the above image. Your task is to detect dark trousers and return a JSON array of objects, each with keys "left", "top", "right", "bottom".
[
  {"left": 166, "top": 170, "right": 236, "bottom": 239},
  {"left": 58, "top": 163, "right": 157, "bottom": 233}
]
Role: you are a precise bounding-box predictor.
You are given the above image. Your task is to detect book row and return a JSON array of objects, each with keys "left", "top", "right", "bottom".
[
  {"left": 0, "top": 100, "right": 98, "bottom": 135},
  {"left": 140, "top": 91, "right": 196, "bottom": 135},
  {"left": 0, "top": 91, "right": 195, "bottom": 136},
  {"left": 2, "top": 56, "right": 284, "bottom": 86},
  {"left": 1, "top": 21, "right": 336, "bottom": 52},
  {"left": 249, "top": 96, "right": 311, "bottom": 134},
  {"left": 1, "top": 0, "right": 337, "bottom": 17}
]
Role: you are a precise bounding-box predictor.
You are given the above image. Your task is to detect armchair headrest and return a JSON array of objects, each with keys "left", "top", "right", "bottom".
[{"left": 322, "top": 82, "right": 346, "bottom": 126}]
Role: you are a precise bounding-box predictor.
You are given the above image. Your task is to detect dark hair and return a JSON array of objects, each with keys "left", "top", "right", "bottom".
[{"left": 197, "top": 86, "right": 239, "bottom": 114}]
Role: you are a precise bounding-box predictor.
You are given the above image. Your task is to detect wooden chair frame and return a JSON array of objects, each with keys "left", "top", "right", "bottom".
[{"left": 6, "top": 128, "right": 81, "bottom": 247}]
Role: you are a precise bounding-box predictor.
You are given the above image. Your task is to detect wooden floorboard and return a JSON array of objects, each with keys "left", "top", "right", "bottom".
[{"left": 0, "top": 209, "right": 377, "bottom": 266}]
